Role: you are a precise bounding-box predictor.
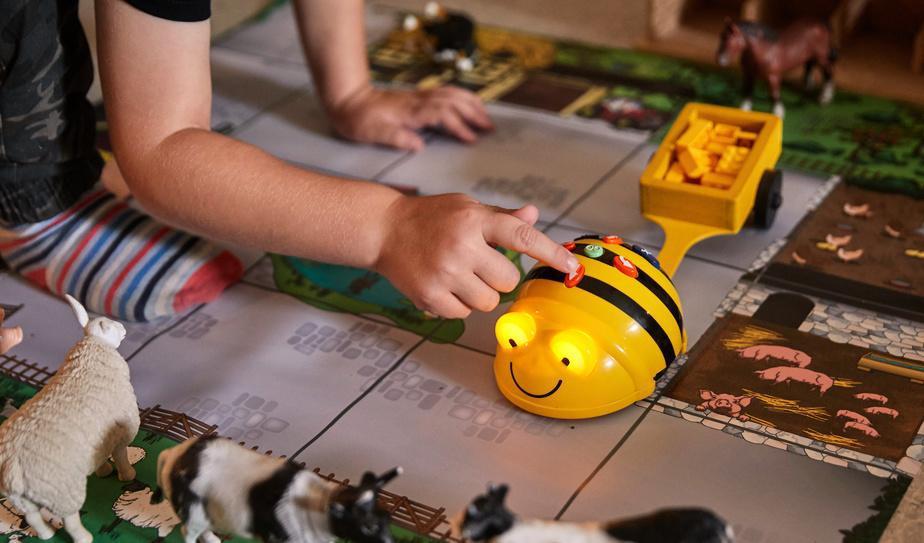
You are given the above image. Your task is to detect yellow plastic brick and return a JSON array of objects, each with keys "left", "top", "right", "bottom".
[
  {"left": 713, "top": 123, "right": 739, "bottom": 137},
  {"left": 705, "top": 141, "right": 728, "bottom": 154},
  {"left": 716, "top": 145, "right": 749, "bottom": 175},
  {"left": 664, "top": 162, "right": 686, "bottom": 183},
  {"left": 676, "top": 119, "right": 714, "bottom": 150},
  {"left": 678, "top": 147, "right": 711, "bottom": 178}
]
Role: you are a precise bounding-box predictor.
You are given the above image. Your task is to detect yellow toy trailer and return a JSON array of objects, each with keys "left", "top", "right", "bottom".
[{"left": 641, "top": 102, "right": 783, "bottom": 276}]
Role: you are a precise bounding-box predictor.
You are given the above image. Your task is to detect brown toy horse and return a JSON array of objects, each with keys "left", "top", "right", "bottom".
[{"left": 717, "top": 18, "right": 837, "bottom": 118}]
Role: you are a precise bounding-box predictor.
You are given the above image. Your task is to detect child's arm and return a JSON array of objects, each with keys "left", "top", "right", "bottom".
[
  {"left": 292, "top": 0, "right": 493, "bottom": 150},
  {"left": 95, "top": 0, "right": 576, "bottom": 318}
]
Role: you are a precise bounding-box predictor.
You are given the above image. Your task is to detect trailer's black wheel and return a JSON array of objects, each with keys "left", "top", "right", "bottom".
[{"left": 752, "top": 169, "right": 783, "bottom": 229}]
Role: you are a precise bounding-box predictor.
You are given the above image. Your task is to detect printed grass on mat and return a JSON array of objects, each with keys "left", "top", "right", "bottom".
[{"left": 271, "top": 249, "right": 525, "bottom": 343}]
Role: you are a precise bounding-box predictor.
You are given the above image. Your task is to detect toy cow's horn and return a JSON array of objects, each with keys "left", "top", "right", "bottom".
[
  {"left": 376, "top": 466, "right": 402, "bottom": 487},
  {"left": 65, "top": 294, "right": 89, "bottom": 328},
  {"left": 488, "top": 484, "right": 509, "bottom": 502}
]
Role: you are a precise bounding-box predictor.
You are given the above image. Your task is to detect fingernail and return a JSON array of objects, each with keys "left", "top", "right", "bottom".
[{"left": 566, "top": 255, "right": 579, "bottom": 273}]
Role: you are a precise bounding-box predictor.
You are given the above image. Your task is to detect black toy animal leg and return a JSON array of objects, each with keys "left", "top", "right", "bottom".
[
  {"left": 803, "top": 59, "right": 817, "bottom": 90},
  {"left": 740, "top": 72, "right": 755, "bottom": 111}
]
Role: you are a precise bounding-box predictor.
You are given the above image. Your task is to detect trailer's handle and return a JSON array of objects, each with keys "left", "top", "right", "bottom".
[{"left": 646, "top": 217, "right": 732, "bottom": 277}]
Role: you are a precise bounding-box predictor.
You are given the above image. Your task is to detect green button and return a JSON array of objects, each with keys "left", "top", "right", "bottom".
[{"left": 583, "top": 244, "right": 604, "bottom": 258}]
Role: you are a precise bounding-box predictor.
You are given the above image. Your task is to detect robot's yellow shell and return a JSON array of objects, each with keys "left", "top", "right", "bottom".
[{"left": 493, "top": 235, "right": 686, "bottom": 419}]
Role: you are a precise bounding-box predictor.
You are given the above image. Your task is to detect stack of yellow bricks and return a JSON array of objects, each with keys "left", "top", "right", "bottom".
[{"left": 662, "top": 118, "right": 757, "bottom": 189}]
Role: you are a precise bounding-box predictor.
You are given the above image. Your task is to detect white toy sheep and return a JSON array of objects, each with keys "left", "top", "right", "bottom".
[
  {"left": 459, "top": 484, "right": 734, "bottom": 543},
  {"left": 0, "top": 294, "right": 140, "bottom": 543},
  {"left": 153, "top": 436, "right": 401, "bottom": 543}
]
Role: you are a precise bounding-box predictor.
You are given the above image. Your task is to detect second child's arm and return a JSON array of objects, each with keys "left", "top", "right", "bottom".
[{"left": 292, "top": 0, "right": 493, "bottom": 150}]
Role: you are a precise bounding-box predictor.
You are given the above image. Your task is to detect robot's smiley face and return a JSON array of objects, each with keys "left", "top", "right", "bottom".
[{"left": 494, "top": 312, "right": 598, "bottom": 400}]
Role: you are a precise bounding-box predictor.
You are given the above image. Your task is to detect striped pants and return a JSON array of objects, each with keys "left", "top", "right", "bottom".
[{"left": 0, "top": 189, "right": 243, "bottom": 322}]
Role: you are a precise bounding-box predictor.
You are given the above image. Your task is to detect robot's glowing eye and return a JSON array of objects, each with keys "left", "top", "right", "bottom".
[
  {"left": 551, "top": 330, "right": 596, "bottom": 375},
  {"left": 495, "top": 312, "right": 536, "bottom": 349}
]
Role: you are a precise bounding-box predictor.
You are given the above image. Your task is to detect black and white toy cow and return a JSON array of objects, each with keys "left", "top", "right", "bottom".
[
  {"left": 153, "top": 436, "right": 400, "bottom": 543},
  {"left": 460, "top": 485, "right": 734, "bottom": 543}
]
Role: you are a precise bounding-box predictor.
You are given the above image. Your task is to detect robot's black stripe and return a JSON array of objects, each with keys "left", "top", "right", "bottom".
[
  {"left": 622, "top": 244, "right": 675, "bottom": 286},
  {"left": 573, "top": 244, "right": 683, "bottom": 335},
  {"left": 525, "top": 267, "right": 677, "bottom": 367}
]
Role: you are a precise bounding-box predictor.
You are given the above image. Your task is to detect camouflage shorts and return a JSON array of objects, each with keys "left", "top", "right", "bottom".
[{"left": 0, "top": 0, "right": 101, "bottom": 226}]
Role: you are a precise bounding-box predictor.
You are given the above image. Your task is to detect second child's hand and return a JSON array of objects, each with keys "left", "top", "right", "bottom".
[{"left": 329, "top": 86, "right": 494, "bottom": 151}]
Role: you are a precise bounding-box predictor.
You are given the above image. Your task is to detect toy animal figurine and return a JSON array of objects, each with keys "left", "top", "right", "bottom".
[
  {"left": 153, "top": 436, "right": 401, "bottom": 543},
  {"left": 459, "top": 484, "right": 733, "bottom": 543},
  {"left": 0, "top": 307, "right": 23, "bottom": 355},
  {"left": 397, "top": 13, "right": 432, "bottom": 53},
  {"left": 494, "top": 234, "right": 685, "bottom": 419},
  {"left": 716, "top": 18, "right": 837, "bottom": 117},
  {"left": 0, "top": 294, "right": 139, "bottom": 543},
  {"left": 406, "top": 1, "right": 477, "bottom": 71}
]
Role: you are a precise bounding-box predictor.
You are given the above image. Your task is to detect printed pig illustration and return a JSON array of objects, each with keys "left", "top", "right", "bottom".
[
  {"left": 854, "top": 392, "right": 888, "bottom": 404},
  {"left": 738, "top": 345, "right": 811, "bottom": 368},
  {"left": 696, "top": 390, "right": 751, "bottom": 421},
  {"left": 836, "top": 410, "right": 871, "bottom": 426},
  {"left": 864, "top": 406, "right": 899, "bottom": 419},
  {"left": 844, "top": 421, "right": 880, "bottom": 438},
  {"left": 755, "top": 366, "right": 834, "bottom": 394}
]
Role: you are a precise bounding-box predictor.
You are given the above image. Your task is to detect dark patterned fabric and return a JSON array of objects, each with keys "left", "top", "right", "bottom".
[{"left": 0, "top": 0, "right": 101, "bottom": 226}]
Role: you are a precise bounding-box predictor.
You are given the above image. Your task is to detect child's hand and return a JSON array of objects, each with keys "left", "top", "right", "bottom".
[
  {"left": 329, "top": 85, "right": 493, "bottom": 151},
  {"left": 375, "top": 195, "right": 578, "bottom": 318}
]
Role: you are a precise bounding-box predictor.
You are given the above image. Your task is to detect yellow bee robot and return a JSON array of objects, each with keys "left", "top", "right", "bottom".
[{"left": 493, "top": 235, "right": 685, "bottom": 419}]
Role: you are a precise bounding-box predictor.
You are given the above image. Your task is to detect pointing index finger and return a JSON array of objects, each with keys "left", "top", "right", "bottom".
[{"left": 483, "top": 212, "right": 579, "bottom": 274}]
